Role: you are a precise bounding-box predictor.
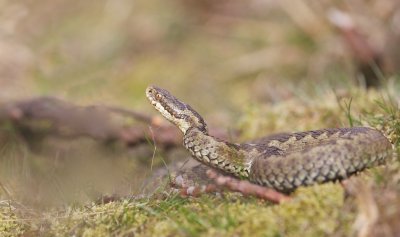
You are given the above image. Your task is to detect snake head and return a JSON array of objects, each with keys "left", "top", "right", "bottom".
[{"left": 146, "top": 85, "right": 208, "bottom": 134}]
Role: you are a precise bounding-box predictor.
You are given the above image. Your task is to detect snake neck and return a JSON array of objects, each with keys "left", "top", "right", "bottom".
[{"left": 183, "top": 128, "right": 251, "bottom": 178}]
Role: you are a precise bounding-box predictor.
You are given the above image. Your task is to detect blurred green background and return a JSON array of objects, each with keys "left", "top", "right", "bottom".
[{"left": 3, "top": 0, "right": 397, "bottom": 110}]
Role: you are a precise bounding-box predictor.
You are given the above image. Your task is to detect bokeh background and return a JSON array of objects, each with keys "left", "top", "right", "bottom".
[
  {"left": 1, "top": 0, "right": 400, "bottom": 236},
  {"left": 2, "top": 0, "right": 399, "bottom": 106}
]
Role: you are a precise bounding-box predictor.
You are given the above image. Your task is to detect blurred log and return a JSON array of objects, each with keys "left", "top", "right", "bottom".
[
  {"left": 0, "top": 96, "right": 230, "bottom": 151},
  {"left": 0, "top": 97, "right": 171, "bottom": 150}
]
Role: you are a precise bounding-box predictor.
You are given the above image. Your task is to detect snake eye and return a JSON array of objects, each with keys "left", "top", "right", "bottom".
[{"left": 156, "top": 93, "right": 162, "bottom": 99}]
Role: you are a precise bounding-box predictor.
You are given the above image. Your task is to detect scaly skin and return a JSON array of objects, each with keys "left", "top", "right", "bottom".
[{"left": 146, "top": 85, "right": 392, "bottom": 192}]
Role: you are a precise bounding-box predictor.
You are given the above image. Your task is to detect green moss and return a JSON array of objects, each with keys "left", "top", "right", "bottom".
[
  {"left": 48, "top": 201, "right": 148, "bottom": 236},
  {"left": 127, "top": 183, "right": 345, "bottom": 237},
  {"left": 0, "top": 186, "right": 353, "bottom": 237},
  {"left": 0, "top": 203, "right": 27, "bottom": 237}
]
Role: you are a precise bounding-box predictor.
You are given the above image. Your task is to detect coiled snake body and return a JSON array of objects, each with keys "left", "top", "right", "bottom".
[{"left": 146, "top": 86, "right": 392, "bottom": 192}]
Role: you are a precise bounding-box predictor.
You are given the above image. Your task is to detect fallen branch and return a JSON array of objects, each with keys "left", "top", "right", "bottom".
[
  {"left": 0, "top": 97, "right": 181, "bottom": 149},
  {"left": 168, "top": 164, "right": 291, "bottom": 203},
  {"left": 206, "top": 169, "right": 291, "bottom": 204}
]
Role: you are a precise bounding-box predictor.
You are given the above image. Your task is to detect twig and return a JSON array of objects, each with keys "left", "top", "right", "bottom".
[
  {"left": 170, "top": 172, "right": 220, "bottom": 197},
  {"left": 206, "top": 169, "right": 291, "bottom": 204}
]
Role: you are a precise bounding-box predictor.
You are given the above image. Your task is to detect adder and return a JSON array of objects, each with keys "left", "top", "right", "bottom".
[{"left": 146, "top": 85, "right": 392, "bottom": 194}]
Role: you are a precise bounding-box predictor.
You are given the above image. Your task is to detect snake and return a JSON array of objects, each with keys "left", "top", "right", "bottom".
[{"left": 146, "top": 85, "right": 392, "bottom": 193}]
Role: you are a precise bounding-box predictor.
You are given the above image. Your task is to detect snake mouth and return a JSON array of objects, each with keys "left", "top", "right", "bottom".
[
  {"left": 146, "top": 85, "right": 182, "bottom": 124},
  {"left": 145, "top": 86, "right": 158, "bottom": 103},
  {"left": 146, "top": 85, "right": 207, "bottom": 133}
]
